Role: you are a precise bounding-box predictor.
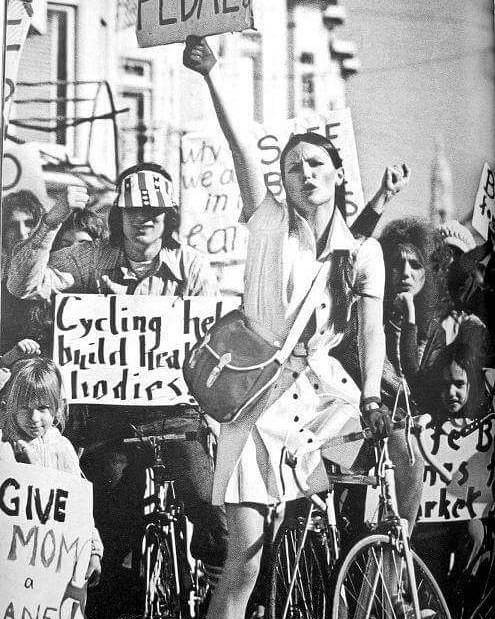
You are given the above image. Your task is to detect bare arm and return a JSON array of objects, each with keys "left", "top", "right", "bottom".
[
  {"left": 357, "top": 295, "right": 385, "bottom": 401},
  {"left": 357, "top": 295, "right": 390, "bottom": 436},
  {"left": 183, "top": 36, "right": 266, "bottom": 220}
]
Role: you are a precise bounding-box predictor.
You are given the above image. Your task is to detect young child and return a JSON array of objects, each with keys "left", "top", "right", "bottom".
[
  {"left": 0, "top": 356, "right": 102, "bottom": 585},
  {"left": 427, "top": 320, "right": 488, "bottom": 422},
  {"left": 412, "top": 321, "right": 490, "bottom": 609}
]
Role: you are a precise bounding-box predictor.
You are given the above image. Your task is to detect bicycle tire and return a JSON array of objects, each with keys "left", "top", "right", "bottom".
[
  {"left": 466, "top": 587, "right": 494, "bottom": 619},
  {"left": 331, "top": 534, "right": 451, "bottom": 619},
  {"left": 462, "top": 539, "right": 495, "bottom": 619},
  {"left": 268, "top": 517, "right": 333, "bottom": 619},
  {"left": 143, "top": 523, "right": 183, "bottom": 619}
]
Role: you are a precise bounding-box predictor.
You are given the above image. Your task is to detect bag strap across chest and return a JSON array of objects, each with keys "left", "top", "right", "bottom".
[{"left": 275, "top": 260, "right": 332, "bottom": 363}]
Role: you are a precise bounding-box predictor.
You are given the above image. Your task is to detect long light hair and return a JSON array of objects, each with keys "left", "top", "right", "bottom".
[{"left": 2, "top": 358, "right": 66, "bottom": 442}]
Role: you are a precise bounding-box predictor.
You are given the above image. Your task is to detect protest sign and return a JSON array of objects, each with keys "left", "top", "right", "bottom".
[
  {"left": 53, "top": 294, "right": 240, "bottom": 406},
  {"left": 180, "top": 130, "right": 248, "bottom": 262},
  {"left": 136, "top": 0, "right": 254, "bottom": 47},
  {"left": 179, "top": 110, "right": 365, "bottom": 292},
  {"left": 2, "top": 141, "right": 49, "bottom": 204},
  {"left": 365, "top": 416, "right": 495, "bottom": 522},
  {"left": 0, "top": 461, "right": 93, "bottom": 619},
  {"left": 2, "top": 0, "right": 33, "bottom": 130},
  {"left": 472, "top": 163, "right": 495, "bottom": 240}
]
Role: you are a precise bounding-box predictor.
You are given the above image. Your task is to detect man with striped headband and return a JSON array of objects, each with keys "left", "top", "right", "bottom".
[
  {"left": 6, "top": 162, "right": 225, "bottom": 575},
  {"left": 7, "top": 162, "right": 217, "bottom": 297}
]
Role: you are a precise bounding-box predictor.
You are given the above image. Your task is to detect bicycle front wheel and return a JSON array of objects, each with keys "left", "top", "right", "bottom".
[
  {"left": 331, "top": 534, "right": 451, "bottom": 619},
  {"left": 466, "top": 584, "right": 495, "bottom": 619},
  {"left": 269, "top": 517, "right": 333, "bottom": 619}
]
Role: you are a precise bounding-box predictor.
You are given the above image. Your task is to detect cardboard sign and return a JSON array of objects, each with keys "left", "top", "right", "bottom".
[
  {"left": 179, "top": 110, "right": 365, "bottom": 292},
  {"left": 180, "top": 130, "right": 248, "bottom": 263},
  {"left": 472, "top": 163, "right": 495, "bottom": 240},
  {"left": 3, "top": 0, "right": 33, "bottom": 129},
  {"left": 136, "top": 0, "right": 254, "bottom": 47},
  {"left": 53, "top": 294, "right": 240, "bottom": 406},
  {"left": 2, "top": 142, "right": 50, "bottom": 204},
  {"left": 0, "top": 461, "right": 93, "bottom": 619},
  {"left": 365, "top": 416, "right": 495, "bottom": 522}
]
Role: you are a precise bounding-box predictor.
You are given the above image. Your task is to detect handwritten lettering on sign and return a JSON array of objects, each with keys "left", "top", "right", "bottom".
[
  {"left": 365, "top": 416, "right": 495, "bottom": 523},
  {"left": 472, "top": 163, "right": 495, "bottom": 240},
  {"left": 0, "top": 461, "right": 93, "bottom": 619},
  {"left": 3, "top": 1, "right": 32, "bottom": 129},
  {"left": 136, "top": 0, "right": 254, "bottom": 47},
  {"left": 180, "top": 132, "right": 247, "bottom": 263},
  {"left": 53, "top": 294, "right": 240, "bottom": 405},
  {"left": 2, "top": 142, "right": 50, "bottom": 202}
]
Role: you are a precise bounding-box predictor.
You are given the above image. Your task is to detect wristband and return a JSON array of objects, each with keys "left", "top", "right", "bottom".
[{"left": 360, "top": 396, "right": 382, "bottom": 414}]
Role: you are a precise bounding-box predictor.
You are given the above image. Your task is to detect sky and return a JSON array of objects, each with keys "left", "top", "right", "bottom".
[{"left": 340, "top": 0, "right": 494, "bottom": 229}]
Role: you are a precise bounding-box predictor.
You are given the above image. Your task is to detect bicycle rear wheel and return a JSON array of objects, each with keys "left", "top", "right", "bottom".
[
  {"left": 331, "top": 534, "right": 451, "bottom": 619},
  {"left": 143, "top": 523, "right": 183, "bottom": 618},
  {"left": 269, "top": 516, "right": 333, "bottom": 619}
]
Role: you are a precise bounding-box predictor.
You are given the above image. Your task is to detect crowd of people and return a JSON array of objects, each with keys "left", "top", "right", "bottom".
[{"left": 0, "top": 35, "right": 493, "bottom": 619}]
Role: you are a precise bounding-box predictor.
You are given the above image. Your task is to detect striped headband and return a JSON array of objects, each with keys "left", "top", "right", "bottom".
[{"left": 117, "top": 169, "right": 175, "bottom": 209}]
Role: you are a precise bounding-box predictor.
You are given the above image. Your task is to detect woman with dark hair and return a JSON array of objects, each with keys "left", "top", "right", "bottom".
[
  {"left": 1, "top": 190, "right": 46, "bottom": 352},
  {"left": 1, "top": 190, "right": 44, "bottom": 269},
  {"left": 421, "top": 318, "right": 489, "bottom": 421},
  {"left": 184, "top": 37, "right": 412, "bottom": 619},
  {"left": 379, "top": 217, "right": 451, "bottom": 392}
]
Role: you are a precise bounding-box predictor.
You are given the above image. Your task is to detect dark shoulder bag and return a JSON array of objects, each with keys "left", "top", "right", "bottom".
[{"left": 183, "top": 262, "right": 331, "bottom": 423}]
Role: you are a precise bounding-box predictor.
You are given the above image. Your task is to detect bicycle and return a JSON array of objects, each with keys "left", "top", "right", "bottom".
[
  {"left": 268, "top": 414, "right": 453, "bottom": 619},
  {"left": 123, "top": 431, "right": 209, "bottom": 619}
]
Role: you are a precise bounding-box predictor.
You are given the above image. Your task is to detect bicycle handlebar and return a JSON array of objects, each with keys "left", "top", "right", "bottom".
[
  {"left": 123, "top": 431, "right": 198, "bottom": 445},
  {"left": 288, "top": 417, "right": 453, "bottom": 485}
]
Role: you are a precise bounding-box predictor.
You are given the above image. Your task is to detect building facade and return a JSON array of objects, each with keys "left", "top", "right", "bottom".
[{"left": 11, "top": 0, "right": 354, "bottom": 183}]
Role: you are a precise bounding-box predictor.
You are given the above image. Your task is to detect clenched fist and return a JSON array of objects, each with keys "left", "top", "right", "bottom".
[
  {"left": 183, "top": 36, "right": 217, "bottom": 76},
  {"left": 382, "top": 163, "right": 411, "bottom": 197}
]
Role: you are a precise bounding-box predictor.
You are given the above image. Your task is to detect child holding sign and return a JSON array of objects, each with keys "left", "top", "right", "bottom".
[{"left": 0, "top": 357, "right": 103, "bottom": 586}]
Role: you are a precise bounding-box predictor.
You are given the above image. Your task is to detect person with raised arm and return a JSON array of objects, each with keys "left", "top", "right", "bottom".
[{"left": 183, "top": 36, "right": 416, "bottom": 619}]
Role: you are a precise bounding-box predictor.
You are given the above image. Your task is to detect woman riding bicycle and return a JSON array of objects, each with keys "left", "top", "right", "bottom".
[{"left": 183, "top": 37, "right": 411, "bottom": 619}]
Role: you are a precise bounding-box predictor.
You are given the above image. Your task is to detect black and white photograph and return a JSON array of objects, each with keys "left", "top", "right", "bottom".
[{"left": 0, "top": 1, "right": 494, "bottom": 618}]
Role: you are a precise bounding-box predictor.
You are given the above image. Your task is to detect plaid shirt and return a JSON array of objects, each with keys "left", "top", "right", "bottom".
[{"left": 7, "top": 219, "right": 218, "bottom": 299}]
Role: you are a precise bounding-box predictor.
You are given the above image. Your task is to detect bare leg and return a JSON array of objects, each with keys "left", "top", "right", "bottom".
[
  {"left": 206, "top": 503, "right": 266, "bottom": 619},
  {"left": 206, "top": 502, "right": 286, "bottom": 619}
]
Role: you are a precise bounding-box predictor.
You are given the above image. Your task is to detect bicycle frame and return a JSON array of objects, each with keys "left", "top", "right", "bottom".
[
  {"left": 282, "top": 414, "right": 452, "bottom": 619},
  {"left": 124, "top": 431, "right": 208, "bottom": 619}
]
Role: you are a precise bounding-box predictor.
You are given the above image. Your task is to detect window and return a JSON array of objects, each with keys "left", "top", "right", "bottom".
[
  {"left": 301, "top": 72, "right": 316, "bottom": 109},
  {"left": 118, "top": 58, "right": 154, "bottom": 169},
  {"left": 13, "top": 5, "right": 76, "bottom": 149}
]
